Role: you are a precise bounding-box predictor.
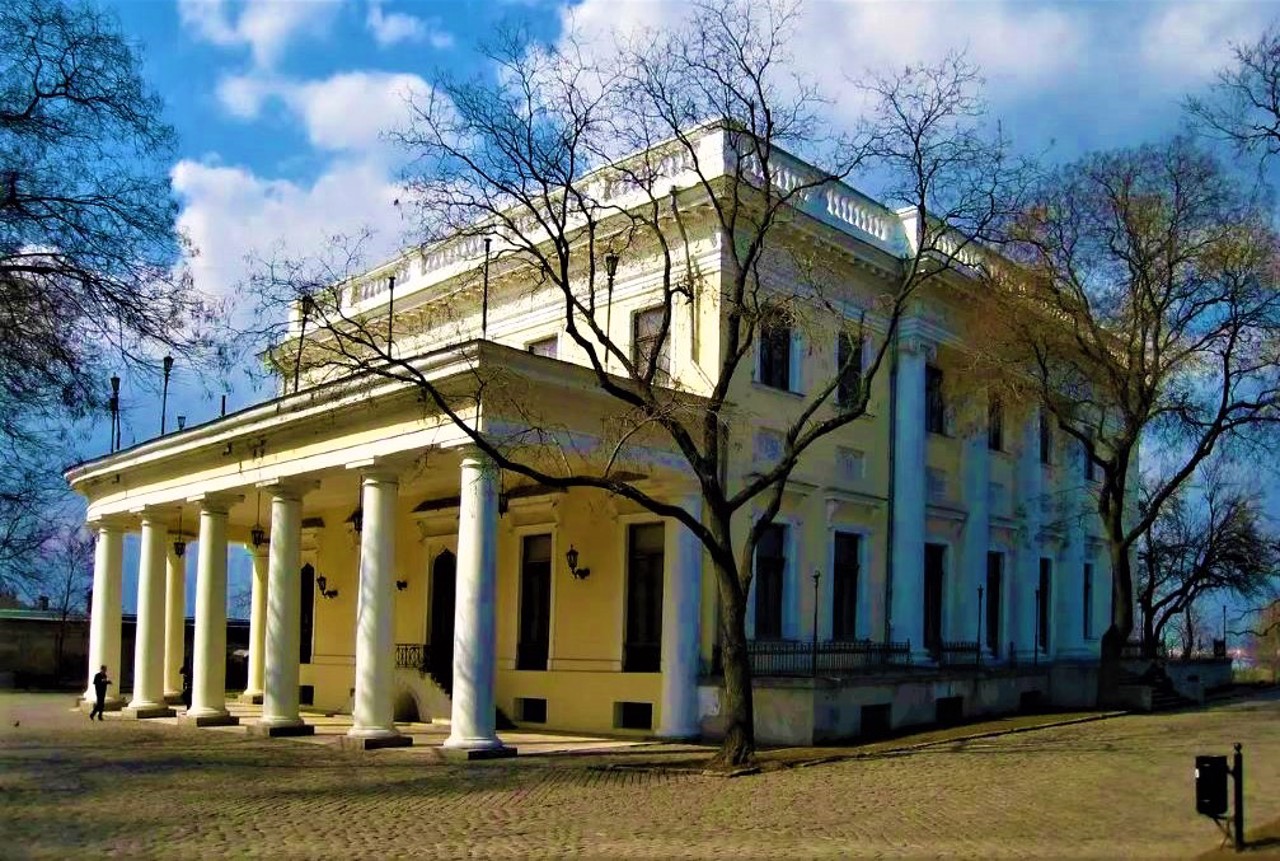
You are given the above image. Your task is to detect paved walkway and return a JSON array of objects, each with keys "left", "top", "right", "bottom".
[
  {"left": 132, "top": 698, "right": 691, "bottom": 759},
  {"left": 2, "top": 691, "right": 1278, "bottom": 858}
]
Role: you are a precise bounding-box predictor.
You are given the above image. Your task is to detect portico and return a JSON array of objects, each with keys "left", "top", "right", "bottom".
[{"left": 70, "top": 342, "right": 710, "bottom": 744}]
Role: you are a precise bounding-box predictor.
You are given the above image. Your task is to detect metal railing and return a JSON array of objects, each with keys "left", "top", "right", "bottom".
[
  {"left": 395, "top": 643, "right": 429, "bottom": 673},
  {"left": 937, "top": 640, "right": 982, "bottom": 667},
  {"left": 710, "top": 639, "right": 913, "bottom": 678}
]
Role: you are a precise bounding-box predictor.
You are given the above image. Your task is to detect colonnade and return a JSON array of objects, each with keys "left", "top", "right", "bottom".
[
  {"left": 83, "top": 448, "right": 705, "bottom": 748},
  {"left": 889, "top": 326, "right": 1097, "bottom": 664}
]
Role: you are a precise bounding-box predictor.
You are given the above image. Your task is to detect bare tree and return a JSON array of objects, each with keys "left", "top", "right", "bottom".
[
  {"left": 1136, "top": 461, "right": 1280, "bottom": 658},
  {"left": 0, "top": 0, "right": 219, "bottom": 589},
  {"left": 980, "top": 137, "right": 1280, "bottom": 700},
  {"left": 250, "top": 0, "right": 1021, "bottom": 765},
  {"left": 1186, "top": 24, "right": 1280, "bottom": 163},
  {"left": 22, "top": 524, "right": 94, "bottom": 681}
]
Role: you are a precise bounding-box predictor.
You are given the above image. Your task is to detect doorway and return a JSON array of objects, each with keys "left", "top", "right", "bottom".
[
  {"left": 923, "top": 543, "right": 946, "bottom": 658},
  {"left": 429, "top": 550, "right": 456, "bottom": 693}
]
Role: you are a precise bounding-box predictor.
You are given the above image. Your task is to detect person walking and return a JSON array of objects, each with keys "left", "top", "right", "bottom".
[{"left": 89, "top": 666, "right": 111, "bottom": 720}]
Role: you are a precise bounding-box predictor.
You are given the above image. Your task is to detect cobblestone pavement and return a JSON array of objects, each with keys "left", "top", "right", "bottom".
[{"left": 1, "top": 691, "right": 1277, "bottom": 859}]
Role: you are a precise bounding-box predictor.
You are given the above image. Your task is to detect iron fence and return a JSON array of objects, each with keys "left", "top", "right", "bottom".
[
  {"left": 710, "top": 639, "right": 913, "bottom": 678},
  {"left": 937, "top": 640, "right": 982, "bottom": 667}
]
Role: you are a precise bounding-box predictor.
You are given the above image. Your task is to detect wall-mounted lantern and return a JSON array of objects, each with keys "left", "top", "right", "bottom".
[
  {"left": 315, "top": 575, "right": 339, "bottom": 599},
  {"left": 173, "top": 507, "right": 187, "bottom": 558},
  {"left": 566, "top": 545, "right": 590, "bottom": 580}
]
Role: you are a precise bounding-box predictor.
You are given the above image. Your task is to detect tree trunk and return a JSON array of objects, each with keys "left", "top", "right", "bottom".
[
  {"left": 1141, "top": 609, "right": 1157, "bottom": 660},
  {"left": 1098, "top": 537, "right": 1136, "bottom": 705},
  {"left": 709, "top": 556, "right": 754, "bottom": 769}
]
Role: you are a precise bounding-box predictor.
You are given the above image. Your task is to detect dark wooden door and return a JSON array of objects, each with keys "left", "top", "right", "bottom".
[
  {"left": 429, "top": 551, "right": 456, "bottom": 691},
  {"left": 300, "top": 563, "right": 315, "bottom": 664},
  {"left": 517, "top": 535, "right": 552, "bottom": 670},
  {"left": 923, "top": 543, "right": 946, "bottom": 657}
]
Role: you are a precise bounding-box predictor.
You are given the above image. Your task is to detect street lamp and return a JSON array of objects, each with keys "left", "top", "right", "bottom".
[
  {"left": 811, "top": 568, "right": 821, "bottom": 678},
  {"left": 603, "top": 252, "right": 619, "bottom": 368},
  {"left": 160, "top": 355, "right": 173, "bottom": 434}
]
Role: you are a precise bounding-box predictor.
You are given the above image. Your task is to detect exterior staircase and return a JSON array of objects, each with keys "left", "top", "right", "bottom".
[
  {"left": 395, "top": 643, "right": 515, "bottom": 729},
  {"left": 1118, "top": 662, "right": 1197, "bottom": 712}
]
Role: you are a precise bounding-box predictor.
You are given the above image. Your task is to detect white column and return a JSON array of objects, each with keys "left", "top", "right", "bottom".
[
  {"left": 659, "top": 493, "right": 703, "bottom": 739},
  {"left": 1056, "top": 444, "right": 1088, "bottom": 659},
  {"left": 890, "top": 334, "right": 929, "bottom": 658},
  {"left": 84, "top": 522, "right": 124, "bottom": 707},
  {"left": 1016, "top": 408, "right": 1043, "bottom": 662},
  {"left": 960, "top": 431, "right": 990, "bottom": 647},
  {"left": 187, "top": 500, "right": 236, "bottom": 724},
  {"left": 163, "top": 545, "right": 185, "bottom": 701},
  {"left": 348, "top": 470, "right": 405, "bottom": 744},
  {"left": 125, "top": 516, "right": 173, "bottom": 716},
  {"left": 444, "top": 451, "right": 505, "bottom": 753},
  {"left": 256, "top": 487, "right": 309, "bottom": 733},
  {"left": 242, "top": 546, "right": 269, "bottom": 703}
]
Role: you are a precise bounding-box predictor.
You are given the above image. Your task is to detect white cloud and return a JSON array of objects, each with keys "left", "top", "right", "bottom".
[
  {"left": 365, "top": 0, "right": 454, "bottom": 49},
  {"left": 214, "top": 69, "right": 431, "bottom": 154},
  {"left": 178, "top": 0, "right": 344, "bottom": 67},
  {"left": 555, "top": 0, "right": 1278, "bottom": 154},
  {"left": 171, "top": 157, "right": 406, "bottom": 301},
  {"left": 1140, "top": 2, "right": 1271, "bottom": 86}
]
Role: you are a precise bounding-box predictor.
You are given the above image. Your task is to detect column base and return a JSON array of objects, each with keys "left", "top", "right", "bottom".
[
  {"left": 122, "top": 703, "right": 177, "bottom": 719},
  {"left": 248, "top": 720, "right": 315, "bottom": 738},
  {"left": 441, "top": 744, "right": 517, "bottom": 761},
  {"left": 179, "top": 711, "right": 240, "bottom": 728},
  {"left": 164, "top": 691, "right": 184, "bottom": 705},
  {"left": 341, "top": 733, "right": 412, "bottom": 750},
  {"left": 656, "top": 728, "right": 701, "bottom": 743},
  {"left": 239, "top": 691, "right": 264, "bottom": 705}
]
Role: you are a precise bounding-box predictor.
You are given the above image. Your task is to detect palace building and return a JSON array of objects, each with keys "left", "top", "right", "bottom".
[{"left": 69, "top": 126, "right": 1107, "bottom": 749}]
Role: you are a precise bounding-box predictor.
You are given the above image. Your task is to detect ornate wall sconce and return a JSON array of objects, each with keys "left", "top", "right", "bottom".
[
  {"left": 395, "top": 579, "right": 408, "bottom": 591},
  {"left": 172, "top": 507, "right": 187, "bottom": 558},
  {"left": 566, "top": 545, "right": 590, "bottom": 580},
  {"left": 315, "top": 575, "right": 339, "bottom": 599}
]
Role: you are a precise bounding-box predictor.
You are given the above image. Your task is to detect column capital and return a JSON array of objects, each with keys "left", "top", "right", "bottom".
[
  {"left": 186, "top": 492, "right": 244, "bottom": 514},
  {"left": 346, "top": 460, "right": 401, "bottom": 485},
  {"left": 256, "top": 478, "right": 319, "bottom": 501},
  {"left": 87, "top": 515, "right": 129, "bottom": 533},
  {"left": 458, "top": 446, "right": 500, "bottom": 477}
]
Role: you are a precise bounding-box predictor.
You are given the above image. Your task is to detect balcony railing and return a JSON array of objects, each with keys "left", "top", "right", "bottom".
[{"left": 710, "top": 639, "right": 913, "bottom": 678}]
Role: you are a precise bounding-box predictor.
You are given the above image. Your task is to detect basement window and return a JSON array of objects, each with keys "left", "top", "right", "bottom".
[{"left": 614, "top": 701, "right": 653, "bottom": 731}]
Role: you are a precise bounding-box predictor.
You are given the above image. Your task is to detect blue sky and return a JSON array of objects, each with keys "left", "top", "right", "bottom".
[{"left": 92, "top": 0, "right": 1275, "bottom": 614}]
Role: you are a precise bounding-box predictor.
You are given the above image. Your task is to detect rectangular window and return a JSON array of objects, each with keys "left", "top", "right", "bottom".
[
  {"left": 832, "top": 532, "right": 860, "bottom": 640},
  {"left": 986, "top": 552, "right": 1003, "bottom": 656},
  {"left": 527, "top": 336, "right": 557, "bottom": 359},
  {"left": 624, "top": 523, "right": 664, "bottom": 672},
  {"left": 987, "top": 395, "right": 1004, "bottom": 451},
  {"left": 759, "top": 320, "right": 792, "bottom": 391},
  {"left": 1083, "top": 563, "right": 1094, "bottom": 640},
  {"left": 924, "top": 543, "right": 946, "bottom": 656},
  {"left": 1039, "top": 412, "right": 1053, "bottom": 465},
  {"left": 836, "top": 332, "right": 863, "bottom": 410},
  {"left": 516, "top": 534, "right": 552, "bottom": 671},
  {"left": 300, "top": 563, "right": 315, "bottom": 664},
  {"left": 925, "top": 365, "right": 946, "bottom": 435},
  {"left": 632, "top": 307, "right": 671, "bottom": 383},
  {"left": 755, "top": 524, "right": 786, "bottom": 639},
  {"left": 1038, "top": 558, "right": 1052, "bottom": 653}
]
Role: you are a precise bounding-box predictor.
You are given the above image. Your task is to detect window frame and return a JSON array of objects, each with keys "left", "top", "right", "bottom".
[
  {"left": 753, "top": 523, "right": 787, "bottom": 640},
  {"left": 526, "top": 335, "right": 558, "bottom": 359},
  {"left": 836, "top": 331, "right": 863, "bottom": 410},
  {"left": 758, "top": 319, "right": 793, "bottom": 392},
  {"left": 925, "top": 364, "right": 947, "bottom": 436},
  {"left": 631, "top": 306, "right": 671, "bottom": 383}
]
